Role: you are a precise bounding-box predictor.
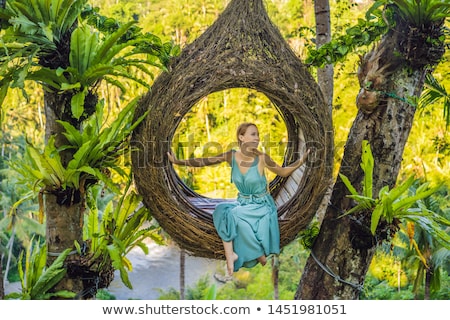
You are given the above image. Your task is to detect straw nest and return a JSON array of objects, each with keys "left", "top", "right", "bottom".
[{"left": 131, "top": 0, "right": 334, "bottom": 259}]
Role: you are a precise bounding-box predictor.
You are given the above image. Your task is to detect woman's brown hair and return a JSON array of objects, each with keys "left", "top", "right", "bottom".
[
  {"left": 236, "top": 122, "right": 257, "bottom": 146},
  {"left": 236, "top": 122, "right": 262, "bottom": 155}
]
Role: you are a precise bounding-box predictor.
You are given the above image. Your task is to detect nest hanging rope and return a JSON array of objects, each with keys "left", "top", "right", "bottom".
[{"left": 131, "top": 0, "right": 333, "bottom": 259}]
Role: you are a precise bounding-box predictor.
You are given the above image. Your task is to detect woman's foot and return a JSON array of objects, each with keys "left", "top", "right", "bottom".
[
  {"left": 257, "top": 255, "right": 267, "bottom": 266},
  {"left": 226, "top": 252, "right": 238, "bottom": 276},
  {"left": 214, "top": 273, "right": 233, "bottom": 283}
]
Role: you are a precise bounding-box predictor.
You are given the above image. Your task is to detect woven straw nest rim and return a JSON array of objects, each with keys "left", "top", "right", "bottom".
[{"left": 131, "top": 0, "right": 334, "bottom": 259}]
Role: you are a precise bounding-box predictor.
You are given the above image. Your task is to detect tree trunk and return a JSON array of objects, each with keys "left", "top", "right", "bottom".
[
  {"left": 424, "top": 268, "right": 432, "bottom": 300},
  {"left": 295, "top": 9, "right": 444, "bottom": 298},
  {"left": 180, "top": 249, "right": 185, "bottom": 300},
  {"left": 296, "top": 68, "right": 425, "bottom": 299},
  {"left": 43, "top": 92, "right": 85, "bottom": 297},
  {"left": 0, "top": 250, "right": 4, "bottom": 299},
  {"left": 314, "top": 0, "right": 333, "bottom": 111},
  {"left": 45, "top": 193, "right": 84, "bottom": 295},
  {"left": 272, "top": 255, "right": 279, "bottom": 300}
]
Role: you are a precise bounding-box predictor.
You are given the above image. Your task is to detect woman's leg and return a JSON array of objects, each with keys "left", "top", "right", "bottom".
[{"left": 223, "top": 240, "right": 238, "bottom": 276}]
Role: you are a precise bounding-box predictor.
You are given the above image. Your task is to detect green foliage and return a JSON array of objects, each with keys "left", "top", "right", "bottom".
[
  {"left": 382, "top": 0, "right": 450, "bottom": 26},
  {"left": 387, "top": 185, "right": 450, "bottom": 296},
  {"left": 419, "top": 73, "right": 450, "bottom": 127},
  {"left": 361, "top": 275, "right": 416, "bottom": 299},
  {"left": 57, "top": 98, "right": 148, "bottom": 190},
  {"left": 156, "top": 275, "right": 216, "bottom": 300},
  {"left": 0, "top": 0, "right": 88, "bottom": 111},
  {"left": 12, "top": 98, "right": 147, "bottom": 194},
  {"left": 0, "top": 0, "right": 87, "bottom": 48},
  {"left": 339, "top": 141, "right": 448, "bottom": 240},
  {"left": 61, "top": 19, "right": 172, "bottom": 118},
  {"left": 367, "top": 251, "right": 409, "bottom": 287},
  {"left": 4, "top": 237, "right": 76, "bottom": 299},
  {"left": 0, "top": 0, "right": 177, "bottom": 119},
  {"left": 82, "top": 180, "right": 163, "bottom": 289},
  {"left": 0, "top": 168, "right": 44, "bottom": 239},
  {"left": 305, "top": 0, "right": 450, "bottom": 68},
  {"left": 362, "top": 243, "right": 450, "bottom": 299},
  {"left": 95, "top": 288, "right": 116, "bottom": 300},
  {"left": 340, "top": 151, "right": 450, "bottom": 297},
  {"left": 13, "top": 136, "right": 67, "bottom": 190},
  {"left": 306, "top": 4, "right": 388, "bottom": 67},
  {"left": 296, "top": 221, "right": 320, "bottom": 249}
]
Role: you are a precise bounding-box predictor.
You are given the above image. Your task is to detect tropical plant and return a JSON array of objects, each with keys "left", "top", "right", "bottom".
[
  {"left": 81, "top": 179, "right": 163, "bottom": 289},
  {"left": 4, "top": 237, "right": 76, "bottom": 299},
  {"left": 0, "top": 0, "right": 177, "bottom": 119},
  {"left": 385, "top": 0, "right": 450, "bottom": 26},
  {"left": 339, "top": 140, "right": 450, "bottom": 246},
  {"left": 419, "top": 73, "right": 450, "bottom": 127},
  {"left": 388, "top": 185, "right": 450, "bottom": 299},
  {"left": 0, "top": 167, "right": 44, "bottom": 283},
  {"left": 11, "top": 98, "right": 147, "bottom": 209}
]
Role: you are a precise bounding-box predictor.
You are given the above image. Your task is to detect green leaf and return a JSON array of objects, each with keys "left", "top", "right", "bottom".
[
  {"left": 338, "top": 196, "right": 376, "bottom": 218},
  {"left": 71, "top": 88, "right": 86, "bottom": 119},
  {"left": 361, "top": 140, "right": 374, "bottom": 198},
  {"left": 107, "top": 243, "right": 132, "bottom": 289},
  {"left": 60, "top": 82, "right": 81, "bottom": 90},
  {"left": 49, "top": 290, "right": 77, "bottom": 299},
  {"left": 405, "top": 215, "right": 450, "bottom": 250},
  {"left": 386, "top": 175, "right": 415, "bottom": 201},
  {"left": 339, "top": 173, "right": 358, "bottom": 196},
  {"left": 393, "top": 183, "right": 442, "bottom": 212},
  {"left": 30, "top": 248, "right": 71, "bottom": 298},
  {"left": 371, "top": 206, "right": 384, "bottom": 234},
  {"left": 337, "top": 45, "right": 348, "bottom": 56},
  {"left": 93, "top": 21, "right": 137, "bottom": 65},
  {"left": 57, "top": 120, "right": 83, "bottom": 147},
  {"left": 204, "top": 284, "right": 217, "bottom": 300},
  {"left": 70, "top": 25, "right": 99, "bottom": 75}
]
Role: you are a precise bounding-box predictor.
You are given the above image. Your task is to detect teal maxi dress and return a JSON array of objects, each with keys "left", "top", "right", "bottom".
[{"left": 213, "top": 150, "right": 280, "bottom": 272}]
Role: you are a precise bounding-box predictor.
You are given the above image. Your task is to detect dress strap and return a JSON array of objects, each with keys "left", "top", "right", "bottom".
[{"left": 230, "top": 149, "right": 236, "bottom": 183}]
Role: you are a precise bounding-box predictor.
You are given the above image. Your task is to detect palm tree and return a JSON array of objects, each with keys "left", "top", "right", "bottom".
[
  {"left": 296, "top": 0, "right": 449, "bottom": 299},
  {"left": 0, "top": 0, "right": 176, "bottom": 297}
]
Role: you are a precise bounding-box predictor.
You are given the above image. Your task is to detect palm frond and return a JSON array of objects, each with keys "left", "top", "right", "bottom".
[
  {"left": 419, "top": 73, "right": 450, "bottom": 127},
  {"left": 389, "top": 0, "right": 450, "bottom": 25}
]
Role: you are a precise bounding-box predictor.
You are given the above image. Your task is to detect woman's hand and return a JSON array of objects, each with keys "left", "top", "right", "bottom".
[
  {"left": 167, "top": 150, "right": 177, "bottom": 163},
  {"left": 301, "top": 149, "right": 311, "bottom": 163}
]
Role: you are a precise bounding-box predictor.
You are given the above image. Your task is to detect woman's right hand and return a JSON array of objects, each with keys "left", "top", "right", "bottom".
[{"left": 167, "top": 151, "right": 177, "bottom": 163}]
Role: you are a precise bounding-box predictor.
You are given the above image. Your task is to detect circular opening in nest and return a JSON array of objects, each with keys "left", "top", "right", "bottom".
[{"left": 172, "top": 88, "right": 288, "bottom": 199}]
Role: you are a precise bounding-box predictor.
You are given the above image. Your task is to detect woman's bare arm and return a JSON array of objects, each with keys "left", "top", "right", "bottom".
[
  {"left": 167, "top": 150, "right": 232, "bottom": 167},
  {"left": 264, "top": 149, "right": 310, "bottom": 177}
]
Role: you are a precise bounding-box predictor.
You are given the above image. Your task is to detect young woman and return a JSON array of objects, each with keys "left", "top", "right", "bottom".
[{"left": 167, "top": 122, "right": 309, "bottom": 276}]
